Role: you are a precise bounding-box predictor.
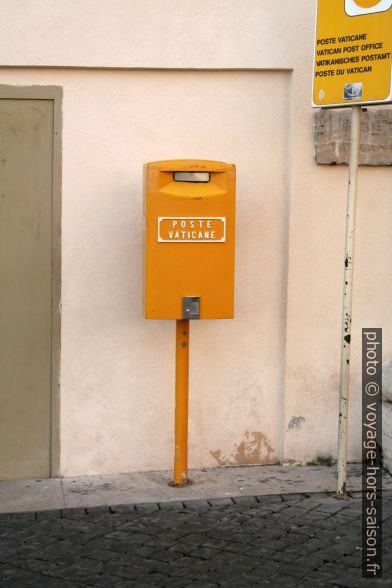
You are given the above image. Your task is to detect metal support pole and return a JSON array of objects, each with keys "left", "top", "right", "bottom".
[
  {"left": 336, "top": 105, "right": 361, "bottom": 498},
  {"left": 173, "top": 319, "right": 190, "bottom": 486}
]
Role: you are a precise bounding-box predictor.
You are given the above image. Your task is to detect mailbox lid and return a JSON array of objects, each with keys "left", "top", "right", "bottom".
[{"left": 146, "top": 159, "right": 234, "bottom": 173}]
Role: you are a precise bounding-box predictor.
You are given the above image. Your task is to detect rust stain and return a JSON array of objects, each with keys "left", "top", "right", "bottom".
[
  {"left": 210, "top": 449, "right": 227, "bottom": 466},
  {"left": 210, "top": 431, "right": 276, "bottom": 466}
]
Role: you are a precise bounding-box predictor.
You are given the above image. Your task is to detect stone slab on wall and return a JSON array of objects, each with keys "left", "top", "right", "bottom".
[
  {"left": 314, "top": 109, "right": 392, "bottom": 166},
  {"left": 383, "top": 362, "right": 392, "bottom": 474},
  {"left": 383, "top": 402, "right": 392, "bottom": 474}
]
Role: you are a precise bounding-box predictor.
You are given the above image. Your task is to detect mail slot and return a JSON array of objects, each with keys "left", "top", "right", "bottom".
[{"left": 143, "top": 159, "right": 236, "bottom": 319}]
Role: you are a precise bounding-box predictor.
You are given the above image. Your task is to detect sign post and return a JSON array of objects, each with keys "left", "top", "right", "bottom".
[
  {"left": 312, "top": 0, "right": 392, "bottom": 498},
  {"left": 337, "top": 104, "right": 361, "bottom": 498},
  {"left": 173, "top": 319, "right": 190, "bottom": 486}
]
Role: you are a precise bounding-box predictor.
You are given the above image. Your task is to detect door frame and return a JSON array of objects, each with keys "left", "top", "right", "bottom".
[{"left": 0, "top": 85, "right": 62, "bottom": 477}]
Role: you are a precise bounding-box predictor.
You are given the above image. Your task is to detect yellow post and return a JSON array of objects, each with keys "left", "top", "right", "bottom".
[{"left": 173, "top": 319, "right": 190, "bottom": 486}]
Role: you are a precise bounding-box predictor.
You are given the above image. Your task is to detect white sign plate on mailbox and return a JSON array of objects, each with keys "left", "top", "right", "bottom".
[{"left": 157, "top": 217, "right": 226, "bottom": 243}]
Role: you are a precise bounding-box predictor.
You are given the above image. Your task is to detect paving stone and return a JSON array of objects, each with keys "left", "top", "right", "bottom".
[
  {"left": 85, "top": 506, "right": 112, "bottom": 515},
  {"left": 158, "top": 501, "right": 185, "bottom": 510},
  {"left": 206, "top": 497, "right": 234, "bottom": 507},
  {"left": 187, "top": 582, "right": 219, "bottom": 587},
  {"left": 10, "top": 511, "right": 36, "bottom": 521},
  {"left": 106, "top": 531, "right": 151, "bottom": 544},
  {"left": 112, "top": 581, "right": 152, "bottom": 588},
  {"left": 110, "top": 505, "right": 137, "bottom": 514},
  {"left": 300, "top": 580, "right": 332, "bottom": 587},
  {"left": 101, "top": 562, "right": 146, "bottom": 580},
  {"left": 87, "top": 574, "right": 129, "bottom": 587},
  {"left": 35, "top": 509, "right": 62, "bottom": 520},
  {"left": 269, "top": 550, "right": 299, "bottom": 563},
  {"left": 275, "top": 563, "right": 311, "bottom": 581},
  {"left": 139, "top": 571, "right": 173, "bottom": 584},
  {"left": 86, "top": 548, "right": 124, "bottom": 562},
  {"left": 223, "top": 579, "right": 263, "bottom": 588},
  {"left": 134, "top": 503, "right": 160, "bottom": 512},
  {"left": 260, "top": 574, "right": 297, "bottom": 587},
  {"left": 281, "top": 493, "right": 308, "bottom": 502},
  {"left": 182, "top": 500, "right": 210, "bottom": 510},
  {"left": 60, "top": 508, "right": 87, "bottom": 519},
  {"left": 0, "top": 492, "right": 390, "bottom": 586},
  {"left": 243, "top": 544, "right": 276, "bottom": 558},
  {"left": 255, "top": 494, "right": 283, "bottom": 504},
  {"left": 231, "top": 495, "right": 259, "bottom": 504}
]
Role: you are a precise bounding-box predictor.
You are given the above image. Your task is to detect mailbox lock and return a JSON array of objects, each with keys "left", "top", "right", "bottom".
[{"left": 182, "top": 297, "right": 200, "bottom": 320}]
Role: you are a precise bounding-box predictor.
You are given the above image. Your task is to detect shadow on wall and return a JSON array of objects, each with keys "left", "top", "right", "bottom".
[{"left": 210, "top": 431, "right": 277, "bottom": 466}]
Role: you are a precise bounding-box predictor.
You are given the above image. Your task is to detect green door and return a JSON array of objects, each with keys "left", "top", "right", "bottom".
[{"left": 0, "top": 98, "right": 54, "bottom": 479}]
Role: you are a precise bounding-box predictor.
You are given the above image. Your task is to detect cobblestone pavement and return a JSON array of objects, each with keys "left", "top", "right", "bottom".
[{"left": 0, "top": 491, "right": 391, "bottom": 587}]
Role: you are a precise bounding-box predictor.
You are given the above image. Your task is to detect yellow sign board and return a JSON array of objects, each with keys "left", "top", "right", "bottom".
[{"left": 312, "top": 0, "right": 392, "bottom": 107}]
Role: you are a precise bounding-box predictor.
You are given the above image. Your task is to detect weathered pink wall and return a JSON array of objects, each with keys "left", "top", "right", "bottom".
[{"left": 0, "top": 0, "right": 391, "bottom": 475}]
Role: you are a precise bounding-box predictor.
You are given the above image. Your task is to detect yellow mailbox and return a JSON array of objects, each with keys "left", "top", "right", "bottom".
[
  {"left": 143, "top": 159, "right": 236, "bottom": 320},
  {"left": 143, "top": 159, "right": 236, "bottom": 487}
]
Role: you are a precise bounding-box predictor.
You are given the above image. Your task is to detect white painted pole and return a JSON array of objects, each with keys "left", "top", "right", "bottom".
[{"left": 336, "top": 105, "right": 361, "bottom": 498}]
